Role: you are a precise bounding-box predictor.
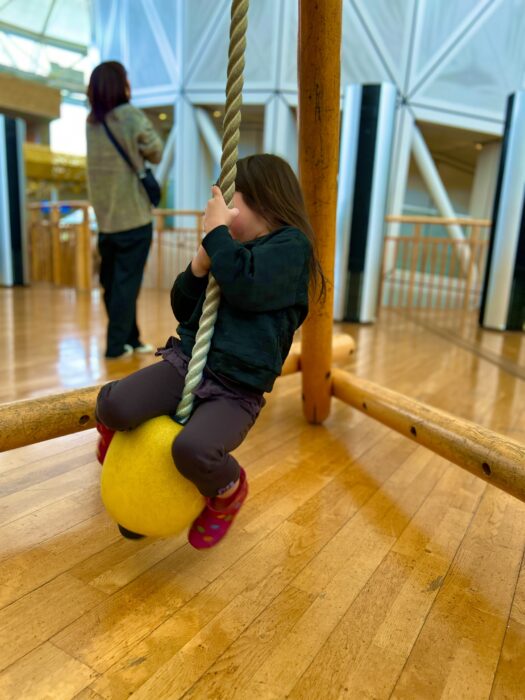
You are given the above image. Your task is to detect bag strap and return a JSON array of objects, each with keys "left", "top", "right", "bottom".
[{"left": 101, "top": 119, "right": 138, "bottom": 174}]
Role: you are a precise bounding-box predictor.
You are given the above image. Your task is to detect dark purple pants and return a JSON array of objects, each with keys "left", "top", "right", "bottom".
[{"left": 96, "top": 353, "right": 265, "bottom": 497}]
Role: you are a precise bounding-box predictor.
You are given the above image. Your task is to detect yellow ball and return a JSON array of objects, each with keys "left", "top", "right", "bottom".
[{"left": 100, "top": 416, "right": 205, "bottom": 537}]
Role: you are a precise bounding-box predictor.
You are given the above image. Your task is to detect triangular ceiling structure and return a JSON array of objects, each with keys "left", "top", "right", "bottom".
[{"left": 86, "top": 0, "right": 525, "bottom": 134}]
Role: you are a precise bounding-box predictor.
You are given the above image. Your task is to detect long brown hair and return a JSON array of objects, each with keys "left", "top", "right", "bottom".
[
  {"left": 233, "top": 154, "right": 327, "bottom": 300},
  {"left": 87, "top": 61, "right": 129, "bottom": 124}
]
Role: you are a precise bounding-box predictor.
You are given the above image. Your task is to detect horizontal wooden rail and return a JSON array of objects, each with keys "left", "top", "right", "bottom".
[
  {"left": 0, "top": 386, "right": 99, "bottom": 452},
  {"left": 153, "top": 209, "right": 204, "bottom": 216},
  {"left": 383, "top": 235, "right": 488, "bottom": 244},
  {"left": 27, "top": 200, "right": 90, "bottom": 209},
  {"left": 0, "top": 336, "right": 354, "bottom": 452},
  {"left": 332, "top": 368, "right": 525, "bottom": 503},
  {"left": 385, "top": 215, "right": 491, "bottom": 226},
  {"left": 282, "top": 334, "right": 354, "bottom": 375}
]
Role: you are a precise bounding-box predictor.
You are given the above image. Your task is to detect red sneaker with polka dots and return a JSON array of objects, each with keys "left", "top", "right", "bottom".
[
  {"left": 188, "top": 468, "right": 248, "bottom": 549},
  {"left": 96, "top": 422, "right": 116, "bottom": 465}
]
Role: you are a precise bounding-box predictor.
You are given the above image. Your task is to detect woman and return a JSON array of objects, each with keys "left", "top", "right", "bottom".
[{"left": 86, "top": 61, "right": 163, "bottom": 358}]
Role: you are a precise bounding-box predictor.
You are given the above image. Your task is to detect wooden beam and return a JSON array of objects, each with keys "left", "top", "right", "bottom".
[
  {"left": 0, "top": 335, "right": 355, "bottom": 452},
  {"left": 298, "top": 0, "right": 342, "bottom": 425},
  {"left": 332, "top": 368, "right": 525, "bottom": 503},
  {"left": 0, "top": 386, "right": 98, "bottom": 452},
  {"left": 0, "top": 73, "right": 60, "bottom": 120},
  {"left": 282, "top": 333, "right": 354, "bottom": 375},
  {"left": 385, "top": 215, "right": 491, "bottom": 226}
]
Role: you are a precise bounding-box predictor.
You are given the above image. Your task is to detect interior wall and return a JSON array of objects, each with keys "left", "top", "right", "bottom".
[{"left": 405, "top": 159, "right": 473, "bottom": 216}]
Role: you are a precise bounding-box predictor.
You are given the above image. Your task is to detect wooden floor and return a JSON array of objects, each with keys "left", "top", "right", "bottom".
[{"left": 1, "top": 284, "right": 524, "bottom": 699}]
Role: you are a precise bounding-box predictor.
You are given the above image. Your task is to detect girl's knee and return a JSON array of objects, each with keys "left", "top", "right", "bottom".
[
  {"left": 96, "top": 382, "right": 135, "bottom": 431},
  {"left": 172, "top": 432, "right": 217, "bottom": 482},
  {"left": 172, "top": 431, "right": 196, "bottom": 476}
]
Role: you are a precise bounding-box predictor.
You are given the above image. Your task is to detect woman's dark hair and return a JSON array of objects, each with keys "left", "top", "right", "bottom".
[
  {"left": 87, "top": 61, "right": 129, "bottom": 124},
  {"left": 233, "top": 153, "right": 327, "bottom": 301}
]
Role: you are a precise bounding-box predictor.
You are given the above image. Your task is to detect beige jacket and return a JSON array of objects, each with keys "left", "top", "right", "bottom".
[{"left": 86, "top": 103, "right": 163, "bottom": 233}]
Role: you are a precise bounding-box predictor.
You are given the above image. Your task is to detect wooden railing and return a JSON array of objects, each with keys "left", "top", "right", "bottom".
[
  {"left": 28, "top": 207, "right": 491, "bottom": 309},
  {"left": 145, "top": 210, "right": 203, "bottom": 290},
  {"left": 27, "top": 201, "right": 93, "bottom": 291},
  {"left": 380, "top": 216, "right": 492, "bottom": 311},
  {"left": 27, "top": 203, "right": 203, "bottom": 292}
]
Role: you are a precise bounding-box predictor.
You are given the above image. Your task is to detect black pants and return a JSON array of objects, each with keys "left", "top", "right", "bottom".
[
  {"left": 96, "top": 359, "right": 264, "bottom": 497},
  {"left": 98, "top": 223, "right": 152, "bottom": 357}
]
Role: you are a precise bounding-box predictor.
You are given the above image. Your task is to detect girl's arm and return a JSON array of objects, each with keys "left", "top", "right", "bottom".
[
  {"left": 202, "top": 225, "right": 311, "bottom": 312},
  {"left": 170, "top": 264, "right": 208, "bottom": 322}
]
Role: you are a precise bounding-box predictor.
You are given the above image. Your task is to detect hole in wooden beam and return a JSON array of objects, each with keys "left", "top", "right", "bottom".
[
  {"left": 78, "top": 414, "right": 90, "bottom": 425},
  {"left": 482, "top": 462, "right": 491, "bottom": 476},
  {"left": 410, "top": 426, "right": 417, "bottom": 437}
]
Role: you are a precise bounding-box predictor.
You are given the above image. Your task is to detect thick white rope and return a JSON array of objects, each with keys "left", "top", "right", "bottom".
[{"left": 175, "top": 0, "right": 248, "bottom": 422}]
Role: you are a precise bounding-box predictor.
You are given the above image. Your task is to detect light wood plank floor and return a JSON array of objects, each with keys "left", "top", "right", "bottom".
[{"left": 1, "top": 284, "right": 524, "bottom": 699}]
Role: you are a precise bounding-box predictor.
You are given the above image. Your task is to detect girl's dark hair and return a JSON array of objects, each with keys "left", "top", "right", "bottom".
[
  {"left": 87, "top": 61, "right": 129, "bottom": 124},
  {"left": 234, "top": 154, "right": 327, "bottom": 301}
]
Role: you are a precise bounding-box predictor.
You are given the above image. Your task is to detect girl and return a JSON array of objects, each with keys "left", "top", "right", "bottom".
[
  {"left": 96, "top": 153, "right": 326, "bottom": 549},
  {"left": 86, "top": 61, "right": 163, "bottom": 359}
]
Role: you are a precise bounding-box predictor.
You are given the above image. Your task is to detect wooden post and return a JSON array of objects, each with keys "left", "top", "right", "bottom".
[
  {"left": 436, "top": 238, "right": 447, "bottom": 309},
  {"left": 298, "top": 0, "right": 342, "bottom": 424},
  {"left": 428, "top": 238, "right": 438, "bottom": 308},
  {"left": 418, "top": 233, "right": 430, "bottom": 309},
  {"left": 74, "top": 205, "right": 91, "bottom": 292},
  {"left": 464, "top": 225, "right": 479, "bottom": 311},
  {"left": 400, "top": 231, "right": 411, "bottom": 307},
  {"left": 50, "top": 205, "right": 61, "bottom": 285},
  {"left": 407, "top": 223, "right": 421, "bottom": 308},
  {"left": 451, "top": 240, "right": 461, "bottom": 309},
  {"left": 388, "top": 237, "right": 398, "bottom": 307}
]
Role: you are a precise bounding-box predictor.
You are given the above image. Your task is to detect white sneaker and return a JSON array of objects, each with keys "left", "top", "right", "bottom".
[
  {"left": 133, "top": 343, "right": 155, "bottom": 354},
  {"left": 106, "top": 344, "right": 133, "bottom": 360}
]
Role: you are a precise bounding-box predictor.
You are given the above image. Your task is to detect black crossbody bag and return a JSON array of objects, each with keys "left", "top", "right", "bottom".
[{"left": 102, "top": 120, "right": 161, "bottom": 207}]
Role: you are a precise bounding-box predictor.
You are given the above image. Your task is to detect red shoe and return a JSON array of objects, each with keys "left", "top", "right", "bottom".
[
  {"left": 96, "top": 421, "right": 116, "bottom": 465},
  {"left": 188, "top": 469, "right": 248, "bottom": 549}
]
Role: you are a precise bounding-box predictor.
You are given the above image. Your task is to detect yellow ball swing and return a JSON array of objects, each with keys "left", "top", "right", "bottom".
[{"left": 100, "top": 0, "right": 250, "bottom": 537}]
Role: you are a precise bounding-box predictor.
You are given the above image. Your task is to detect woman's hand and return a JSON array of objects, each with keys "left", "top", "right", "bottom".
[
  {"left": 203, "top": 185, "right": 239, "bottom": 233},
  {"left": 191, "top": 245, "right": 211, "bottom": 278}
]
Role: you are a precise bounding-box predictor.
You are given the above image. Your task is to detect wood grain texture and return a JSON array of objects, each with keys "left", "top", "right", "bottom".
[
  {"left": 0, "top": 286, "right": 524, "bottom": 699},
  {"left": 332, "top": 368, "right": 525, "bottom": 503},
  {"left": 0, "top": 331, "right": 353, "bottom": 451},
  {"left": 298, "top": 0, "right": 342, "bottom": 424}
]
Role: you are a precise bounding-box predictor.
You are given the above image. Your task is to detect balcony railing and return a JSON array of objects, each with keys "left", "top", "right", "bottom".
[
  {"left": 380, "top": 216, "right": 492, "bottom": 311},
  {"left": 27, "top": 202, "right": 203, "bottom": 292}
]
